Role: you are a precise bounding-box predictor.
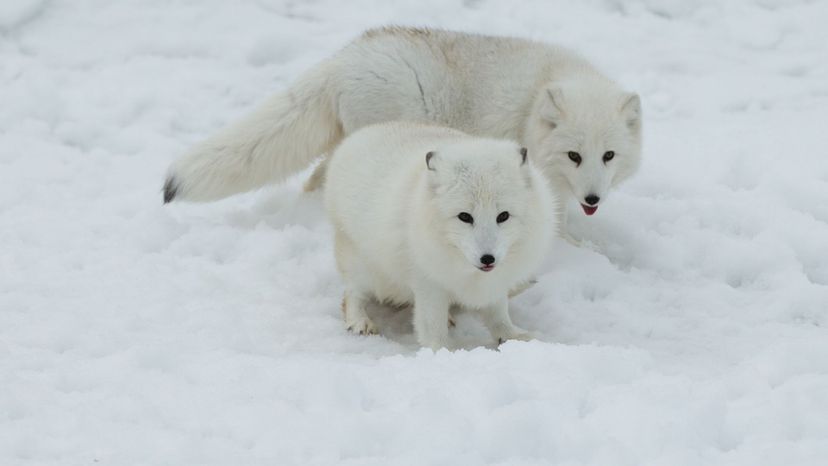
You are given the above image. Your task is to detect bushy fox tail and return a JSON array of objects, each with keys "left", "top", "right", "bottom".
[{"left": 163, "top": 62, "right": 342, "bottom": 202}]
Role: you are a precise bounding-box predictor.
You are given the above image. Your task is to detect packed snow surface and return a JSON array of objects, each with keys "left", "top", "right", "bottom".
[{"left": 2, "top": 1, "right": 828, "bottom": 464}]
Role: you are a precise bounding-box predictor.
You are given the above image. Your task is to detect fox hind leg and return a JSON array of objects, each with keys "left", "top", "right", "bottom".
[{"left": 303, "top": 155, "right": 330, "bottom": 192}]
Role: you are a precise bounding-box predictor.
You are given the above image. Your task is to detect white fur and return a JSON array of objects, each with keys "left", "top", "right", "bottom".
[
  {"left": 324, "top": 122, "right": 557, "bottom": 349},
  {"left": 163, "top": 27, "right": 641, "bottom": 226},
  {"left": 165, "top": 62, "right": 342, "bottom": 201}
]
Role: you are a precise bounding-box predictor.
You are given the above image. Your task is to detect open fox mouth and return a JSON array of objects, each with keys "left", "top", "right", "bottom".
[
  {"left": 478, "top": 265, "right": 495, "bottom": 272},
  {"left": 581, "top": 204, "right": 598, "bottom": 216}
]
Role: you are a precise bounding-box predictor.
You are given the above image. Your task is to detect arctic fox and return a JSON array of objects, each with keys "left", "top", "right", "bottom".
[
  {"left": 324, "top": 122, "right": 557, "bottom": 349},
  {"left": 163, "top": 27, "right": 641, "bottom": 226}
]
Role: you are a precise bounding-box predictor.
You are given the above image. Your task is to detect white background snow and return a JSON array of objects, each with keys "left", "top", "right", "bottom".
[{"left": 2, "top": 0, "right": 827, "bottom": 464}]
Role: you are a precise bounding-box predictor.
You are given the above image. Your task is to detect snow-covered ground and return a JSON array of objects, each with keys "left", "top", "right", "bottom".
[{"left": 2, "top": 0, "right": 828, "bottom": 464}]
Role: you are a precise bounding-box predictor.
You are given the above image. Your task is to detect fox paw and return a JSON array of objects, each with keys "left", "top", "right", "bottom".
[
  {"left": 346, "top": 317, "right": 378, "bottom": 336},
  {"left": 497, "top": 330, "right": 535, "bottom": 345}
]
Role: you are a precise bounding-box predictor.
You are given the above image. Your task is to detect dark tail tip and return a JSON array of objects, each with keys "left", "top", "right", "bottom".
[{"left": 162, "top": 176, "right": 178, "bottom": 204}]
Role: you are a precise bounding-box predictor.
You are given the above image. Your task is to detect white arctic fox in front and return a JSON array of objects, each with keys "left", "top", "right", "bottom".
[
  {"left": 324, "top": 123, "right": 557, "bottom": 349},
  {"left": 164, "top": 27, "right": 641, "bottom": 228}
]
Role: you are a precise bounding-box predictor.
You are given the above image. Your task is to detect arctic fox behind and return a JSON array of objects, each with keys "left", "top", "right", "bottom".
[
  {"left": 164, "top": 27, "right": 640, "bottom": 228},
  {"left": 324, "top": 122, "right": 557, "bottom": 349}
]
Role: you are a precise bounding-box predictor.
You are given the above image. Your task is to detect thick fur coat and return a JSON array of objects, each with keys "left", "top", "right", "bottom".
[{"left": 324, "top": 122, "right": 557, "bottom": 349}]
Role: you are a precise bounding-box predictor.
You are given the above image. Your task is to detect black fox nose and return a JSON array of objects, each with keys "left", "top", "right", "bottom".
[
  {"left": 584, "top": 194, "right": 600, "bottom": 206},
  {"left": 480, "top": 254, "right": 495, "bottom": 265}
]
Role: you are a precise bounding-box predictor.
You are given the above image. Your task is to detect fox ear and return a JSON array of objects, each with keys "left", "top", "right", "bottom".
[
  {"left": 540, "top": 87, "right": 566, "bottom": 128},
  {"left": 426, "top": 151, "right": 437, "bottom": 171},
  {"left": 621, "top": 93, "right": 641, "bottom": 132},
  {"left": 519, "top": 147, "right": 533, "bottom": 187}
]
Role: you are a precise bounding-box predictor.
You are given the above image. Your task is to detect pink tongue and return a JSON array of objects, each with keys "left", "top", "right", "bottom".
[{"left": 581, "top": 204, "right": 598, "bottom": 216}]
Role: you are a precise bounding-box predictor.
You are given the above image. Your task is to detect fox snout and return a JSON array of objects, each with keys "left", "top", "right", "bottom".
[
  {"left": 478, "top": 254, "right": 496, "bottom": 272},
  {"left": 580, "top": 193, "right": 601, "bottom": 215}
]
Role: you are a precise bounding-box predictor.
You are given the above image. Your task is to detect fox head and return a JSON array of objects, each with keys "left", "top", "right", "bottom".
[
  {"left": 424, "top": 140, "right": 540, "bottom": 273},
  {"left": 526, "top": 79, "right": 642, "bottom": 216}
]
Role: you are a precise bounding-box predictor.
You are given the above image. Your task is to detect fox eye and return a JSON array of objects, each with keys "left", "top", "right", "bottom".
[
  {"left": 603, "top": 151, "right": 615, "bottom": 163},
  {"left": 567, "top": 151, "right": 581, "bottom": 166},
  {"left": 458, "top": 212, "right": 474, "bottom": 224},
  {"left": 496, "top": 211, "right": 510, "bottom": 223}
]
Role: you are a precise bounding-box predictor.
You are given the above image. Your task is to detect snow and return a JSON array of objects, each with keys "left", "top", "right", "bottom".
[{"left": 2, "top": 0, "right": 827, "bottom": 464}]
